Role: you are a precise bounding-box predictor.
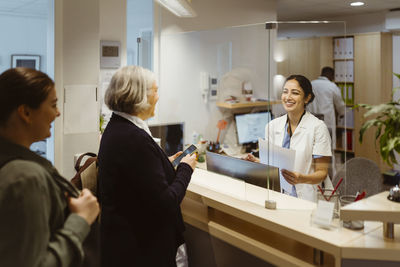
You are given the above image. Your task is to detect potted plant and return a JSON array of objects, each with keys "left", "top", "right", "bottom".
[
  {"left": 357, "top": 73, "right": 400, "bottom": 202},
  {"left": 358, "top": 73, "right": 400, "bottom": 168}
]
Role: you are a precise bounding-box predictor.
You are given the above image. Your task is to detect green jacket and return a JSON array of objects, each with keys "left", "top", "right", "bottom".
[{"left": 0, "top": 137, "right": 89, "bottom": 267}]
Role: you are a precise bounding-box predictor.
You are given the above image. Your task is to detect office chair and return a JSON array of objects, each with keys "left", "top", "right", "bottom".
[{"left": 332, "top": 157, "right": 384, "bottom": 197}]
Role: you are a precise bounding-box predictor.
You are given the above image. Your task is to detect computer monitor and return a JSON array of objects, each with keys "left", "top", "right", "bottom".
[
  {"left": 235, "top": 111, "right": 272, "bottom": 145},
  {"left": 206, "top": 151, "right": 280, "bottom": 191},
  {"left": 149, "top": 122, "right": 184, "bottom": 156}
]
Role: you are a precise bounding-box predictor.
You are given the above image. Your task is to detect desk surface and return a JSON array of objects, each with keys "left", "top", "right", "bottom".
[
  {"left": 184, "top": 168, "right": 400, "bottom": 264},
  {"left": 341, "top": 191, "right": 400, "bottom": 223}
]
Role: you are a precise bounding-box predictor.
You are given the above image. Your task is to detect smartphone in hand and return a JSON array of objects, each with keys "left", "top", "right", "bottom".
[{"left": 172, "top": 144, "right": 197, "bottom": 167}]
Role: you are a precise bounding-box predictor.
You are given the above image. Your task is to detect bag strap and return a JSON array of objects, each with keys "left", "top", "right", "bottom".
[{"left": 74, "top": 152, "right": 97, "bottom": 172}]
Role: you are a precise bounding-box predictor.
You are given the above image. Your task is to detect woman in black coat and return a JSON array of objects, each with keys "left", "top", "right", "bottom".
[{"left": 98, "top": 66, "right": 196, "bottom": 267}]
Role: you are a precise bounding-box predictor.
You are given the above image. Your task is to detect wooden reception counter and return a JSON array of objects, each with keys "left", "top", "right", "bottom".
[{"left": 181, "top": 168, "right": 400, "bottom": 267}]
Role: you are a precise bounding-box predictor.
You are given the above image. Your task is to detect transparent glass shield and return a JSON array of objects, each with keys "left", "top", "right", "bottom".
[
  {"left": 158, "top": 21, "right": 347, "bottom": 205},
  {"left": 158, "top": 21, "right": 350, "bottom": 266},
  {"left": 158, "top": 23, "right": 272, "bottom": 220},
  {"left": 158, "top": 22, "right": 270, "bottom": 155}
]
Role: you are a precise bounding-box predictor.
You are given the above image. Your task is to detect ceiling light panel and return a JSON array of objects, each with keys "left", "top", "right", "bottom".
[
  {"left": 156, "top": 0, "right": 197, "bottom": 17},
  {"left": 350, "top": 2, "right": 365, "bottom": 7}
]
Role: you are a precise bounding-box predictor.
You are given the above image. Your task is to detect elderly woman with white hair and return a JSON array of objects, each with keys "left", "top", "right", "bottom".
[{"left": 98, "top": 65, "right": 196, "bottom": 267}]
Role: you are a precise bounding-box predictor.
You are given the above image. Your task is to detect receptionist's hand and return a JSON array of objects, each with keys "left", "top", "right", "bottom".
[
  {"left": 242, "top": 153, "right": 260, "bottom": 163},
  {"left": 168, "top": 151, "right": 183, "bottom": 163},
  {"left": 281, "top": 169, "right": 302, "bottom": 185}
]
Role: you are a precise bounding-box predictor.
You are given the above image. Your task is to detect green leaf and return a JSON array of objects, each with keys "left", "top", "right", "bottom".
[
  {"left": 375, "top": 124, "right": 382, "bottom": 140},
  {"left": 385, "top": 138, "right": 399, "bottom": 153},
  {"left": 363, "top": 103, "right": 394, "bottom": 118},
  {"left": 359, "top": 119, "right": 381, "bottom": 143}
]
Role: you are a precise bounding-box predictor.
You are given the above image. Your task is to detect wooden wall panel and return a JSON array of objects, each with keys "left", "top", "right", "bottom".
[
  {"left": 277, "top": 37, "right": 329, "bottom": 81},
  {"left": 319, "top": 36, "right": 333, "bottom": 69},
  {"left": 354, "top": 33, "right": 392, "bottom": 171},
  {"left": 381, "top": 33, "right": 393, "bottom": 104},
  {"left": 276, "top": 40, "right": 289, "bottom": 76}
]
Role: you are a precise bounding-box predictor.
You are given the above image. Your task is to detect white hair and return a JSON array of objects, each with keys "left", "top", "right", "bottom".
[{"left": 105, "top": 65, "right": 156, "bottom": 114}]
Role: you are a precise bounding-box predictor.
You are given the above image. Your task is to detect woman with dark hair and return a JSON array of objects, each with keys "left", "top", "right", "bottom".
[
  {"left": 0, "top": 67, "right": 99, "bottom": 266},
  {"left": 246, "top": 74, "right": 332, "bottom": 202}
]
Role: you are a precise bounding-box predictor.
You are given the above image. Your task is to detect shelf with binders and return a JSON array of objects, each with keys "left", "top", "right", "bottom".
[
  {"left": 336, "top": 125, "right": 354, "bottom": 130},
  {"left": 333, "top": 36, "right": 356, "bottom": 165},
  {"left": 333, "top": 36, "right": 354, "bottom": 61},
  {"left": 335, "top": 103, "right": 355, "bottom": 157},
  {"left": 336, "top": 82, "right": 354, "bottom": 106},
  {"left": 335, "top": 127, "right": 354, "bottom": 153},
  {"left": 334, "top": 128, "right": 355, "bottom": 172},
  {"left": 333, "top": 36, "right": 355, "bottom": 105}
]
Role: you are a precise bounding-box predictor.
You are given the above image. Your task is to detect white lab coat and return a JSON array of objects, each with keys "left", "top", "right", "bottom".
[
  {"left": 307, "top": 76, "right": 346, "bottom": 149},
  {"left": 265, "top": 112, "right": 333, "bottom": 202}
]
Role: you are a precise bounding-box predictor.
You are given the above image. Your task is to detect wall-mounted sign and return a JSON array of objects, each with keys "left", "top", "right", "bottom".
[
  {"left": 100, "top": 41, "right": 121, "bottom": 69},
  {"left": 11, "top": 54, "right": 41, "bottom": 70}
]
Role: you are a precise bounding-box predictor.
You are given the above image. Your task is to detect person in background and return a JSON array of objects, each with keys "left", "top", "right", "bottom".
[
  {"left": 98, "top": 65, "right": 196, "bottom": 267},
  {"left": 307, "top": 66, "right": 346, "bottom": 150},
  {"left": 0, "top": 67, "right": 100, "bottom": 266},
  {"left": 245, "top": 75, "right": 332, "bottom": 202}
]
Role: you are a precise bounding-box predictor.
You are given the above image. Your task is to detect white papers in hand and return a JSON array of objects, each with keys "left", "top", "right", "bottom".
[
  {"left": 258, "top": 138, "right": 296, "bottom": 193},
  {"left": 258, "top": 138, "right": 296, "bottom": 170}
]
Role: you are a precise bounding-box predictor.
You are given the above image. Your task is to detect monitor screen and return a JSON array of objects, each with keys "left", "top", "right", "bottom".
[
  {"left": 235, "top": 112, "right": 272, "bottom": 144},
  {"left": 149, "top": 123, "right": 184, "bottom": 156}
]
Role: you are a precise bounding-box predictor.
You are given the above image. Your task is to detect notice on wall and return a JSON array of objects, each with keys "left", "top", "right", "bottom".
[{"left": 64, "top": 85, "right": 99, "bottom": 134}]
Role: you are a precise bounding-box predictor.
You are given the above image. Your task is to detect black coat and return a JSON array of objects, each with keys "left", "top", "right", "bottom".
[{"left": 98, "top": 113, "right": 193, "bottom": 267}]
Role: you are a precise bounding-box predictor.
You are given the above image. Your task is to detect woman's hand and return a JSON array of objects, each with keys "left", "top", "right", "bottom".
[
  {"left": 242, "top": 153, "right": 260, "bottom": 163},
  {"left": 281, "top": 169, "right": 303, "bottom": 185},
  {"left": 168, "top": 151, "right": 183, "bottom": 163},
  {"left": 180, "top": 153, "right": 197, "bottom": 170},
  {"left": 68, "top": 189, "right": 100, "bottom": 225}
]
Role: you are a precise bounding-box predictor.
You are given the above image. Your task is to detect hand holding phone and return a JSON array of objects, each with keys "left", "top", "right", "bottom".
[
  {"left": 180, "top": 153, "right": 197, "bottom": 170},
  {"left": 172, "top": 144, "right": 197, "bottom": 167}
]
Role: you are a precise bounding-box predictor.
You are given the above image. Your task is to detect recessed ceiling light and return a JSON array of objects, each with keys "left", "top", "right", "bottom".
[{"left": 350, "top": 2, "right": 365, "bottom": 7}]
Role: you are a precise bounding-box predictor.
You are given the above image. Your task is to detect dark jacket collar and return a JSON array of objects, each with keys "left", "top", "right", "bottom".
[{"left": 0, "top": 135, "right": 79, "bottom": 197}]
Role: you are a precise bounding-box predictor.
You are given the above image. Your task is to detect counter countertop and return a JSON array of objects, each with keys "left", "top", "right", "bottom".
[{"left": 182, "top": 168, "right": 400, "bottom": 266}]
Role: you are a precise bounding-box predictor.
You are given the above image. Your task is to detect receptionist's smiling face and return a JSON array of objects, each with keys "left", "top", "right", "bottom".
[{"left": 281, "top": 79, "right": 310, "bottom": 115}]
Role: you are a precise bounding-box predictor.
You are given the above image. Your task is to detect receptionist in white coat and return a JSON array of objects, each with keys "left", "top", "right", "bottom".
[{"left": 246, "top": 75, "right": 332, "bottom": 202}]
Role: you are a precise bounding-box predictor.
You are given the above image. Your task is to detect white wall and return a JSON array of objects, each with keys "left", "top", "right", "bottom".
[
  {"left": 154, "top": 0, "right": 277, "bottom": 146},
  {"left": 54, "top": 0, "right": 100, "bottom": 177},
  {"left": 100, "top": 0, "right": 127, "bottom": 66},
  {"left": 55, "top": 0, "right": 126, "bottom": 177},
  {"left": 0, "top": 5, "right": 55, "bottom": 162},
  {"left": 0, "top": 14, "right": 47, "bottom": 74}
]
